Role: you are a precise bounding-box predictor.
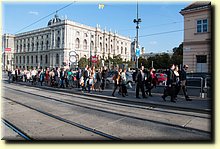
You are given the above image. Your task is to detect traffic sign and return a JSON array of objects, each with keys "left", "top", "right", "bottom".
[
  {"left": 69, "top": 56, "right": 77, "bottom": 63},
  {"left": 91, "top": 56, "right": 98, "bottom": 63},
  {"left": 135, "top": 48, "right": 140, "bottom": 57},
  {"left": 69, "top": 51, "right": 77, "bottom": 56}
]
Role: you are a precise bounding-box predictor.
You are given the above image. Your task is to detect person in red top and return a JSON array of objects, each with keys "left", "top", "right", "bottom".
[
  {"left": 146, "top": 67, "right": 157, "bottom": 97},
  {"left": 45, "top": 67, "right": 50, "bottom": 86}
]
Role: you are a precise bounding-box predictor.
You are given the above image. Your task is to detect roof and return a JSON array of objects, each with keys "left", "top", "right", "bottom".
[{"left": 181, "top": 1, "right": 211, "bottom": 12}]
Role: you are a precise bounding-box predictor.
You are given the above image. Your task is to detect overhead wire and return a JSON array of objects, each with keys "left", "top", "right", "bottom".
[{"left": 15, "top": 1, "right": 76, "bottom": 34}]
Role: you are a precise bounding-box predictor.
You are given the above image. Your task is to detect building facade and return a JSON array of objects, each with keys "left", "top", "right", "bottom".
[
  {"left": 2, "top": 34, "right": 15, "bottom": 70},
  {"left": 180, "top": 2, "right": 211, "bottom": 73},
  {"left": 3, "top": 14, "right": 131, "bottom": 70}
]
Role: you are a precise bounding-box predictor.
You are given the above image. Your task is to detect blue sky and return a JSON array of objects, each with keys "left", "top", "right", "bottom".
[{"left": 2, "top": 1, "right": 191, "bottom": 53}]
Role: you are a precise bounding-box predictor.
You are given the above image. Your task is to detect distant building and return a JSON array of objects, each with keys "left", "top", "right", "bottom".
[
  {"left": 141, "top": 52, "right": 173, "bottom": 60},
  {"left": 2, "top": 34, "right": 15, "bottom": 70},
  {"left": 2, "top": 14, "right": 131, "bottom": 70},
  {"left": 180, "top": 1, "right": 211, "bottom": 73}
]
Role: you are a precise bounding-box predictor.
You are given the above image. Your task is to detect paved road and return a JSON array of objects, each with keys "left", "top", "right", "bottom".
[{"left": 1, "top": 80, "right": 212, "bottom": 141}]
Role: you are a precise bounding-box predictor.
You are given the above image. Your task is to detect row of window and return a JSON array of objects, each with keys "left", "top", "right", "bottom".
[
  {"left": 16, "top": 37, "right": 129, "bottom": 55},
  {"left": 15, "top": 54, "right": 60, "bottom": 65},
  {"left": 16, "top": 40, "right": 50, "bottom": 52},
  {"left": 75, "top": 38, "right": 128, "bottom": 55}
]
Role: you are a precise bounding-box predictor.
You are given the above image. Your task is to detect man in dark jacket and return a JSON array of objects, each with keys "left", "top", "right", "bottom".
[
  {"left": 136, "top": 66, "right": 147, "bottom": 99},
  {"left": 101, "top": 66, "right": 108, "bottom": 90},
  {"left": 180, "top": 65, "right": 191, "bottom": 101},
  {"left": 162, "top": 64, "right": 176, "bottom": 102}
]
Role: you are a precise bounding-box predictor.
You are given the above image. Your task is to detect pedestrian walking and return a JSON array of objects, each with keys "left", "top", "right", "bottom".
[
  {"left": 180, "top": 65, "right": 191, "bottom": 101},
  {"left": 88, "top": 67, "right": 94, "bottom": 93},
  {"left": 145, "top": 67, "right": 157, "bottom": 97},
  {"left": 136, "top": 66, "right": 147, "bottom": 99},
  {"left": 8, "top": 69, "right": 12, "bottom": 83},
  {"left": 31, "top": 68, "right": 37, "bottom": 85},
  {"left": 112, "top": 68, "right": 122, "bottom": 97},
  {"left": 101, "top": 66, "right": 108, "bottom": 90},
  {"left": 83, "top": 65, "right": 89, "bottom": 91},
  {"left": 121, "top": 69, "right": 127, "bottom": 97},
  {"left": 173, "top": 65, "right": 181, "bottom": 100},
  {"left": 45, "top": 68, "right": 50, "bottom": 86},
  {"left": 76, "top": 69, "right": 82, "bottom": 88},
  {"left": 60, "top": 68, "right": 65, "bottom": 88},
  {"left": 39, "top": 69, "right": 45, "bottom": 86},
  {"left": 94, "top": 68, "right": 102, "bottom": 92},
  {"left": 162, "top": 64, "right": 176, "bottom": 102}
]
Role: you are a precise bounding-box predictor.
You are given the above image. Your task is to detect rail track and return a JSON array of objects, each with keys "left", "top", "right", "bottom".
[{"left": 3, "top": 85, "right": 211, "bottom": 137}]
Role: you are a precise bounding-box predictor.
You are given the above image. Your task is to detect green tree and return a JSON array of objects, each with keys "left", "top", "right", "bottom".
[
  {"left": 78, "top": 57, "right": 88, "bottom": 68},
  {"left": 138, "top": 57, "right": 148, "bottom": 68},
  {"left": 170, "top": 43, "right": 183, "bottom": 66}
]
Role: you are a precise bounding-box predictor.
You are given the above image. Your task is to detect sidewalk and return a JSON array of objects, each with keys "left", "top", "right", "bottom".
[{"left": 9, "top": 81, "right": 211, "bottom": 113}]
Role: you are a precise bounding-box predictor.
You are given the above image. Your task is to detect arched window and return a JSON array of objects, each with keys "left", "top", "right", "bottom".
[
  {"left": 31, "top": 56, "right": 33, "bottom": 64},
  {"left": 20, "top": 44, "right": 22, "bottom": 52},
  {"left": 27, "top": 43, "right": 30, "bottom": 52},
  {"left": 27, "top": 56, "right": 29, "bottom": 64},
  {"left": 23, "top": 56, "right": 25, "bottom": 63},
  {"left": 110, "top": 45, "right": 113, "bottom": 53},
  {"left": 125, "top": 47, "right": 127, "bottom": 55},
  {"left": 83, "top": 39, "right": 87, "bottom": 50},
  {"left": 57, "top": 37, "right": 60, "bottom": 48},
  {"left": 19, "top": 56, "right": 21, "bottom": 63},
  {"left": 45, "top": 55, "right": 48, "bottom": 64},
  {"left": 105, "top": 44, "right": 107, "bottom": 53},
  {"left": 16, "top": 56, "right": 18, "bottom": 63},
  {"left": 75, "top": 38, "right": 80, "bottom": 48},
  {"left": 46, "top": 41, "right": 49, "bottom": 50},
  {"left": 32, "top": 43, "right": 34, "bottom": 51},
  {"left": 41, "top": 41, "right": 44, "bottom": 50},
  {"left": 121, "top": 47, "right": 123, "bottom": 54},
  {"left": 36, "top": 55, "right": 38, "bottom": 63},
  {"left": 117, "top": 46, "right": 119, "bottom": 54},
  {"left": 16, "top": 44, "right": 18, "bottom": 53},
  {"left": 100, "top": 42, "right": 102, "bottom": 52},
  {"left": 36, "top": 42, "right": 39, "bottom": 51},
  {"left": 56, "top": 54, "right": 59, "bottom": 64},
  {"left": 40, "top": 55, "right": 43, "bottom": 62},
  {"left": 90, "top": 41, "right": 94, "bottom": 51}
]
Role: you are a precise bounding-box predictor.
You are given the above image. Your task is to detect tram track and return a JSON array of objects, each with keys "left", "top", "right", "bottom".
[
  {"left": 3, "top": 85, "right": 211, "bottom": 135},
  {"left": 2, "top": 118, "right": 33, "bottom": 141},
  {"left": 2, "top": 96, "right": 121, "bottom": 140}
]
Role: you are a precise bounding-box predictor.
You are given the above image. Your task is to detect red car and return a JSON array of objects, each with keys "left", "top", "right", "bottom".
[{"left": 156, "top": 73, "right": 167, "bottom": 85}]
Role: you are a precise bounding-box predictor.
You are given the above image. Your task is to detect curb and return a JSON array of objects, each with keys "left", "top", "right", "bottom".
[{"left": 10, "top": 81, "right": 211, "bottom": 114}]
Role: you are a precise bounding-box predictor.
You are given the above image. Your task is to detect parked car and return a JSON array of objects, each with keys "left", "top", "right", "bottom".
[
  {"left": 106, "top": 71, "right": 134, "bottom": 89},
  {"left": 156, "top": 73, "right": 167, "bottom": 85}
]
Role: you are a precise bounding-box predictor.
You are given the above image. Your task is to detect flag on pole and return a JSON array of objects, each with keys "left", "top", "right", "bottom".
[{"left": 98, "top": 4, "right": 105, "bottom": 9}]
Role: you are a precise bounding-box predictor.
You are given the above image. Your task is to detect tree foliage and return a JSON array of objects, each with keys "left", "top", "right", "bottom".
[
  {"left": 78, "top": 57, "right": 88, "bottom": 68},
  {"left": 144, "top": 43, "right": 183, "bottom": 69}
]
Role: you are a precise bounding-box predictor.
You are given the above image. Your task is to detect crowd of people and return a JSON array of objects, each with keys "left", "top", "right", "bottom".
[{"left": 6, "top": 63, "right": 191, "bottom": 103}]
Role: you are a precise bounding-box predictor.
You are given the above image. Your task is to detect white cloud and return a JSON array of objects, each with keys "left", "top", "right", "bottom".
[
  {"left": 149, "top": 41, "right": 157, "bottom": 45},
  {"left": 28, "top": 11, "right": 39, "bottom": 16}
]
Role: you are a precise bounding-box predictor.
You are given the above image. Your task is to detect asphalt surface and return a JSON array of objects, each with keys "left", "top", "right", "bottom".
[{"left": 9, "top": 80, "right": 211, "bottom": 113}]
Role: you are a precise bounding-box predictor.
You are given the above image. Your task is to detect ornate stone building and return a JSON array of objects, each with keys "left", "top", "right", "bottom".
[{"left": 3, "top": 14, "right": 131, "bottom": 70}]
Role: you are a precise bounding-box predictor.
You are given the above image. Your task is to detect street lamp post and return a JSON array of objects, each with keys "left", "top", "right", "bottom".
[{"left": 133, "top": 1, "right": 141, "bottom": 69}]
